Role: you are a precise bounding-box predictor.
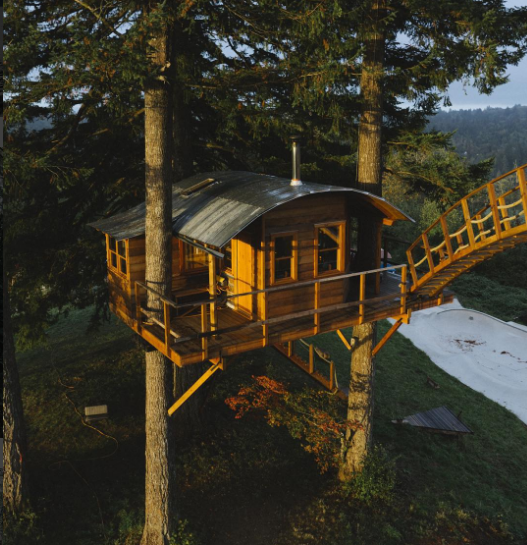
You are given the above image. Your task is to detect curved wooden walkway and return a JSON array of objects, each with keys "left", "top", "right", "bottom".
[{"left": 407, "top": 164, "right": 527, "bottom": 299}]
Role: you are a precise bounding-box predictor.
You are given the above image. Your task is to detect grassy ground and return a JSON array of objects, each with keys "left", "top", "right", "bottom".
[
  {"left": 451, "top": 272, "right": 527, "bottom": 324},
  {"left": 10, "top": 306, "right": 527, "bottom": 545}
]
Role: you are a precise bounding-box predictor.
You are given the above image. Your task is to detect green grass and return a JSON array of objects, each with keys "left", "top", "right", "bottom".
[
  {"left": 11, "top": 308, "right": 527, "bottom": 545},
  {"left": 451, "top": 272, "right": 527, "bottom": 324}
]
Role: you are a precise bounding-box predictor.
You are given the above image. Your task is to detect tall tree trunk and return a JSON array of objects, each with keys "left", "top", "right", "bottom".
[
  {"left": 170, "top": 24, "right": 208, "bottom": 437},
  {"left": 3, "top": 266, "right": 29, "bottom": 518},
  {"left": 141, "top": 7, "right": 177, "bottom": 544},
  {"left": 339, "top": 0, "right": 385, "bottom": 481}
]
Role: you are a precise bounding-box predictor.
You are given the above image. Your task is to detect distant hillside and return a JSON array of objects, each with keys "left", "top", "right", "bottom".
[{"left": 427, "top": 105, "right": 527, "bottom": 177}]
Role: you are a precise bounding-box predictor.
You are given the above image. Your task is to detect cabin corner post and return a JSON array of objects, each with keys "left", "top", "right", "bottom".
[{"left": 208, "top": 253, "right": 218, "bottom": 332}]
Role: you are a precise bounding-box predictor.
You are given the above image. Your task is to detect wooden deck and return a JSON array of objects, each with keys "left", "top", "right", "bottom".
[{"left": 113, "top": 270, "right": 452, "bottom": 367}]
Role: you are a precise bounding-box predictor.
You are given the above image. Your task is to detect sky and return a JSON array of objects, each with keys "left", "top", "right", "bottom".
[{"left": 445, "top": 0, "right": 527, "bottom": 110}]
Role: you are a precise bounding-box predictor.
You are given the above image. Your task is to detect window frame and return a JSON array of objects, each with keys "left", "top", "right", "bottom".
[
  {"left": 178, "top": 239, "right": 209, "bottom": 273},
  {"left": 270, "top": 232, "right": 298, "bottom": 285},
  {"left": 106, "top": 235, "right": 129, "bottom": 278},
  {"left": 314, "top": 221, "right": 346, "bottom": 277}
]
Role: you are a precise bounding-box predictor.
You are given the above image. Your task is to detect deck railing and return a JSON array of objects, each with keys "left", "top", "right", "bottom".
[
  {"left": 406, "top": 164, "right": 527, "bottom": 290},
  {"left": 133, "top": 264, "right": 409, "bottom": 357}
]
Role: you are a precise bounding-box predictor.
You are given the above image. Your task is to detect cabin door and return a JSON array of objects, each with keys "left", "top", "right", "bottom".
[{"left": 235, "top": 233, "right": 256, "bottom": 318}]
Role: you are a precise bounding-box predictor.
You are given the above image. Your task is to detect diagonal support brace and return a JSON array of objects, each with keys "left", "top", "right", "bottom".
[
  {"left": 336, "top": 329, "right": 353, "bottom": 351},
  {"left": 168, "top": 362, "right": 222, "bottom": 416},
  {"left": 372, "top": 318, "right": 405, "bottom": 357}
]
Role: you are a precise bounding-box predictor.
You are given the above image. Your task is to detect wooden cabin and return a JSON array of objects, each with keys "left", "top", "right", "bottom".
[
  {"left": 89, "top": 170, "right": 439, "bottom": 369},
  {"left": 89, "top": 163, "right": 527, "bottom": 411}
]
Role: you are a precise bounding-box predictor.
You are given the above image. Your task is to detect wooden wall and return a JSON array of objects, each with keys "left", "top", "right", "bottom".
[{"left": 262, "top": 193, "right": 349, "bottom": 320}]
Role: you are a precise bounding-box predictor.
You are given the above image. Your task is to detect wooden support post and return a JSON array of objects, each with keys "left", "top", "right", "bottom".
[
  {"left": 372, "top": 319, "right": 403, "bottom": 357},
  {"left": 163, "top": 301, "right": 171, "bottom": 351},
  {"left": 308, "top": 343, "right": 314, "bottom": 374},
  {"left": 336, "top": 329, "right": 352, "bottom": 351},
  {"left": 461, "top": 198, "right": 476, "bottom": 248},
  {"left": 329, "top": 360, "right": 335, "bottom": 391},
  {"left": 287, "top": 341, "right": 294, "bottom": 357},
  {"left": 168, "top": 362, "right": 221, "bottom": 416},
  {"left": 488, "top": 183, "right": 503, "bottom": 239},
  {"left": 208, "top": 253, "right": 218, "bottom": 332},
  {"left": 314, "top": 281, "right": 321, "bottom": 334},
  {"left": 359, "top": 273, "right": 366, "bottom": 324},
  {"left": 201, "top": 303, "right": 209, "bottom": 360}
]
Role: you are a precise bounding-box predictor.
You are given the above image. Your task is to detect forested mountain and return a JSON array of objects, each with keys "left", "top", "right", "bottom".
[{"left": 428, "top": 105, "right": 527, "bottom": 177}]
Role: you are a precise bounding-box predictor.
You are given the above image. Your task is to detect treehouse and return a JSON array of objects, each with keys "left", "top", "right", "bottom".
[{"left": 89, "top": 160, "right": 527, "bottom": 412}]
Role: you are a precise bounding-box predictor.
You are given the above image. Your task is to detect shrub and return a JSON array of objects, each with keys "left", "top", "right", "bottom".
[{"left": 344, "top": 445, "right": 396, "bottom": 507}]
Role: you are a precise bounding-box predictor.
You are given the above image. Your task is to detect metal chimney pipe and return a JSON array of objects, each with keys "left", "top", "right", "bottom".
[{"left": 291, "top": 137, "right": 302, "bottom": 186}]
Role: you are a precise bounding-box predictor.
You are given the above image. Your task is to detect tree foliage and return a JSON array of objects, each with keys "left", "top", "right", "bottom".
[
  {"left": 226, "top": 376, "right": 359, "bottom": 473},
  {"left": 4, "top": 0, "right": 527, "bottom": 344}
]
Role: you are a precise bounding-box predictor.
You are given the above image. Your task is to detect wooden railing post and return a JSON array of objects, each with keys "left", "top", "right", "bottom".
[
  {"left": 498, "top": 196, "right": 512, "bottom": 231},
  {"left": 359, "top": 273, "right": 366, "bottom": 324},
  {"left": 329, "top": 360, "right": 335, "bottom": 391},
  {"left": 518, "top": 167, "right": 527, "bottom": 222},
  {"left": 461, "top": 198, "right": 476, "bottom": 248},
  {"left": 308, "top": 344, "right": 315, "bottom": 374},
  {"left": 488, "top": 183, "right": 503, "bottom": 240},
  {"left": 287, "top": 341, "right": 294, "bottom": 357},
  {"left": 422, "top": 233, "right": 435, "bottom": 274},
  {"left": 134, "top": 282, "right": 142, "bottom": 326},
  {"left": 208, "top": 253, "right": 218, "bottom": 333},
  {"left": 406, "top": 249, "right": 419, "bottom": 287},
  {"left": 163, "top": 301, "right": 171, "bottom": 352},
  {"left": 201, "top": 303, "right": 209, "bottom": 360},
  {"left": 314, "top": 281, "right": 321, "bottom": 334},
  {"left": 400, "top": 265, "right": 408, "bottom": 316}
]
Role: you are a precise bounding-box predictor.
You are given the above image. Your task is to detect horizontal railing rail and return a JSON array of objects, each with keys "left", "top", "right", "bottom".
[{"left": 133, "top": 264, "right": 410, "bottom": 356}]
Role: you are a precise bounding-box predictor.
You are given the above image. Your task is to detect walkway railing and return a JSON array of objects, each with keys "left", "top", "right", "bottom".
[
  {"left": 406, "top": 164, "right": 527, "bottom": 294},
  {"left": 133, "top": 264, "right": 409, "bottom": 357}
]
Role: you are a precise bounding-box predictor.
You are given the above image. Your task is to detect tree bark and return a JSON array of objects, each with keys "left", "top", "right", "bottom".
[
  {"left": 141, "top": 8, "right": 177, "bottom": 544},
  {"left": 3, "top": 266, "right": 29, "bottom": 517},
  {"left": 339, "top": 0, "right": 385, "bottom": 481}
]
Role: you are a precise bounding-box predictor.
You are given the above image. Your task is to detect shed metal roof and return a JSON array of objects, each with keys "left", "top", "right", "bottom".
[{"left": 89, "top": 171, "right": 413, "bottom": 249}]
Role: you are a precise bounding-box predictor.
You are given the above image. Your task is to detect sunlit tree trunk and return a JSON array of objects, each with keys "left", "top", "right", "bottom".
[
  {"left": 141, "top": 6, "right": 177, "bottom": 544},
  {"left": 339, "top": 0, "right": 385, "bottom": 481},
  {"left": 3, "top": 266, "right": 29, "bottom": 518}
]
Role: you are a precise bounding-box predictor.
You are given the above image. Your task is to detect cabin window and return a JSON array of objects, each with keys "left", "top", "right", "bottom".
[
  {"left": 181, "top": 241, "right": 208, "bottom": 271},
  {"left": 315, "top": 222, "right": 345, "bottom": 276},
  {"left": 107, "top": 236, "right": 128, "bottom": 276},
  {"left": 271, "top": 233, "right": 298, "bottom": 284},
  {"left": 223, "top": 241, "right": 232, "bottom": 272}
]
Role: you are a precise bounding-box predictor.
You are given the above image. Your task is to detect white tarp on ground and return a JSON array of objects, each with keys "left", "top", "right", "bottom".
[{"left": 390, "top": 300, "right": 527, "bottom": 424}]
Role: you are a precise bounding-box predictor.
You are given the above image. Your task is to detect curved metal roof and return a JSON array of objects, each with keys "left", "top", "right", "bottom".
[{"left": 89, "top": 171, "right": 413, "bottom": 249}]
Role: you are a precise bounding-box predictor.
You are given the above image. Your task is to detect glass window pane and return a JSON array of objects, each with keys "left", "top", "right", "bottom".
[
  {"left": 110, "top": 252, "right": 117, "bottom": 268},
  {"left": 318, "top": 226, "right": 340, "bottom": 250},
  {"left": 318, "top": 249, "right": 338, "bottom": 273},
  {"left": 120, "top": 258, "right": 127, "bottom": 274},
  {"left": 184, "top": 244, "right": 208, "bottom": 269},
  {"left": 223, "top": 242, "right": 232, "bottom": 270},
  {"left": 109, "top": 236, "right": 117, "bottom": 251},
  {"left": 275, "top": 236, "right": 293, "bottom": 259},
  {"left": 275, "top": 258, "right": 292, "bottom": 280},
  {"left": 117, "top": 240, "right": 126, "bottom": 256}
]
